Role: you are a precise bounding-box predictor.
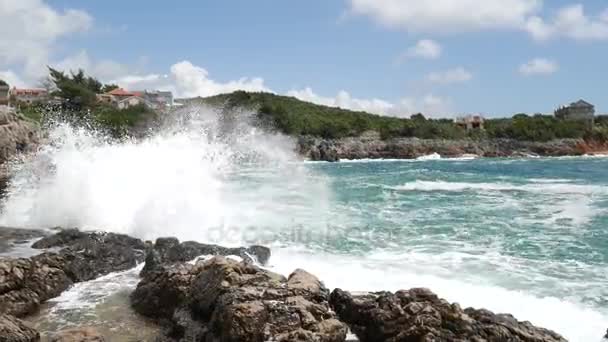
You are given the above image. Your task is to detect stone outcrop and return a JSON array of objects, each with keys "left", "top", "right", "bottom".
[
  {"left": 0, "top": 107, "right": 39, "bottom": 166},
  {"left": 0, "top": 229, "right": 147, "bottom": 319},
  {"left": 140, "top": 236, "right": 270, "bottom": 277},
  {"left": 299, "top": 134, "right": 589, "bottom": 161},
  {"left": 329, "top": 288, "right": 567, "bottom": 342},
  {"left": 131, "top": 256, "right": 348, "bottom": 342},
  {"left": 0, "top": 315, "right": 39, "bottom": 342},
  {"left": 32, "top": 229, "right": 147, "bottom": 282},
  {"left": 0, "top": 227, "right": 47, "bottom": 255},
  {"left": 0, "top": 253, "right": 72, "bottom": 317}
]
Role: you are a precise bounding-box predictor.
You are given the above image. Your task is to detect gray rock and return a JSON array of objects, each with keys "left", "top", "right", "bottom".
[
  {"left": 140, "top": 236, "right": 270, "bottom": 277},
  {"left": 0, "top": 107, "right": 40, "bottom": 165},
  {"left": 0, "top": 314, "right": 39, "bottom": 342},
  {"left": 132, "top": 256, "right": 348, "bottom": 342},
  {"left": 298, "top": 135, "right": 585, "bottom": 161},
  {"left": 0, "top": 254, "right": 72, "bottom": 317},
  {"left": 32, "top": 229, "right": 147, "bottom": 282},
  {"left": 329, "top": 288, "right": 567, "bottom": 342}
]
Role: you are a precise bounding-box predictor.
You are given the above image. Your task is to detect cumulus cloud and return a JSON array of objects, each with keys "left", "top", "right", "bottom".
[
  {"left": 0, "top": 70, "right": 26, "bottom": 88},
  {"left": 347, "top": 0, "right": 541, "bottom": 33},
  {"left": 426, "top": 68, "right": 473, "bottom": 85},
  {"left": 0, "top": 0, "right": 92, "bottom": 79},
  {"left": 526, "top": 5, "right": 608, "bottom": 41},
  {"left": 108, "top": 60, "right": 270, "bottom": 98},
  {"left": 519, "top": 58, "right": 559, "bottom": 76},
  {"left": 287, "top": 87, "right": 452, "bottom": 118},
  {"left": 401, "top": 39, "right": 442, "bottom": 61},
  {"left": 347, "top": 0, "right": 608, "bottom": 41}
]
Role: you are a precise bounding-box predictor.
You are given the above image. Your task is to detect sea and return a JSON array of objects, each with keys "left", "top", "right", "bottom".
[{"left": 0, "top": 109, "right": 606, "bottom": 341}]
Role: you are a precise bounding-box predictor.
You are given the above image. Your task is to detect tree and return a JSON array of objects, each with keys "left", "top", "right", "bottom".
[
  {"left": 0, "top": 79, "right": 7, "bottom": 86},
  {"left": 101, "top": 84, "right": 119, "bottom": 93},
  {"left": 48, "top": 67, "right": 96, "bottom": 109}
]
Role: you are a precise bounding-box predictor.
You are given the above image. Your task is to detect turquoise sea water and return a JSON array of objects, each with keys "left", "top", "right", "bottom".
[
  {"left": 1, "top": 122, "right": 607, "bottom": 341},
  {"left": 269, "top": 157, "right": 608, "bottom": 341}
]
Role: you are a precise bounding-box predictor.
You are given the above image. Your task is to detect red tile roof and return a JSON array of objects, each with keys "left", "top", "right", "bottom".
[
  {"left": 11, "top": 88, "right": 47, "bottom": 95},
  {"left": 107, "top": 88, "right": 138, "bottom": 97}
]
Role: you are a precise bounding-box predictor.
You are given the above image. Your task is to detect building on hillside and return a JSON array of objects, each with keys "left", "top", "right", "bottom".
[
  {"left": 106, "top": 88, "right": 142, "bottom": 99},
  {"left": 554, "top": 99, "right": 595, "bottom": 125},
  {"left": 143, "top": 90, "right": 173, "bottom": 109},
  {"left": 100, "top": 88, "right": 173, "bottom": 110},
  {"left": 454, "top": 115, "right": 485, "bottom": 130},
  {"left": 10, "top": 88, "right": 48, "bottom": 104},
  {"left": 0, "top": 84, "right": 9, "bottom": 106},
  {"left": 116, "top": 96, "right": 146, "bottom": 110}
]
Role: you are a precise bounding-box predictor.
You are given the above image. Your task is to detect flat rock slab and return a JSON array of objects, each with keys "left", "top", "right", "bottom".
[{"left": 0, "top": 227, "right": 48, "bottom": 255}]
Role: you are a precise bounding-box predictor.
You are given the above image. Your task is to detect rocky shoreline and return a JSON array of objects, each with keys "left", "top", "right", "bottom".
[
  {"left": 0, "top": 227, "right": 574, "bottom": 341},
  {"left": 297, "top": 133, "right": 608, "bottom": 162}
]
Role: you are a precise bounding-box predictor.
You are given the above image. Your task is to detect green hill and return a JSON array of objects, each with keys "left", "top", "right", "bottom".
[{"left": 179, "top": 91, "right": 605, "bottom": 142}]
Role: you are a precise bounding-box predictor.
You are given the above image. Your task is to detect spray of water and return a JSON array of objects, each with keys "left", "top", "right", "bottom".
[{"left": 0, "top": 105, "right": 331, "bottom": 244}]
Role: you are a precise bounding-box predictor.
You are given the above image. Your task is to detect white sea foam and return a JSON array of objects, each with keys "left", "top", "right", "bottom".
[
  {"left": 267, "top": 247, "right": 608, "bottom": 342},
  {"left": 416, "top": 152, "right": 442, "bottom": 160},
  {"left": 0, "top": 108, "right": 332, "bottom": 242},
  {"left": 1, "top": 107, "right": 607, "bottom": 341},
  {"left": 389, "top": 180, "right": 607, "bottom": 195}
]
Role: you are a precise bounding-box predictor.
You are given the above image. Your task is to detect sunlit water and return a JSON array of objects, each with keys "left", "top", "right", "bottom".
[{"left": 0, "top": 108, "right": 607, "bottom": 341}]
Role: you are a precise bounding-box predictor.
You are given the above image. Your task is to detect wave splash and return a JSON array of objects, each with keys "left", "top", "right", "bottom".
[{"left": 0, "top": 106, "right": 331, "bottom": 243}]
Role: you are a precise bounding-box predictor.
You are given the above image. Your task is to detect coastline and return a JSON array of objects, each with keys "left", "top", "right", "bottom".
[{"left": 298, "top": 134, "right": 608, "bottom": 162}]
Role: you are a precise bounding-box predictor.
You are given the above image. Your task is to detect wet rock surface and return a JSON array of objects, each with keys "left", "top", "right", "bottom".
[
  {"left": 0, "top": 315, "right": 39, "bottom": 342},
  {"left": 0, "top": 228, "right": 47, "bottom": 255},
  {"left": 0, "top": 254, "right": 72, "bottom": 317},
  {"left": 140, "top": 236, "right": 270, "bottom": 277},
  {"left": 132, "top": 256, "right": 348, "bottom": 342},
  {"left": 32, "top": 229, "right": 147, "bottom": 282},
  {"left": 329, "top": 288, "right": 567, "bottom": 342}
]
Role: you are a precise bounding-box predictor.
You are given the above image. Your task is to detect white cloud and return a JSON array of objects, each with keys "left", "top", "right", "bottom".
[
  {"left": 526, "top": 5, "right": 608, "bottom": 41},
  {"left": 287, "top": 87, "right": 395, "bottom": 114},
  {"left": 53, "top": 50, "right": 130, "bottom": 81},
  {"left": 347, "top": 0, "right": 542, "bottom": 33},
  {"left": 109, "top": 60, "right": 270, "bottom": 98},
  {"left": 287, "top": 87, "right": 451, "bottom": 118},
  {"left": 519, "top": 58, "right": 558, "bottom": 76},
  {"left": 0, "top": 70, "right": 26, "bottom": 88},
  {"left": 0, "top": 0, "right": 92, "bottom": 79},
  {"left": 347, "top": 0, "right": 608, "bottom": 41},
  {"left": 426, "top": 68, "right": 473, "bottom": 85},
  {"left": 403, "top": 39, "right": 442, "bottom": 60}
]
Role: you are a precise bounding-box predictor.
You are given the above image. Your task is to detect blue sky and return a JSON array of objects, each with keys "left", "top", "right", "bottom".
[{"left": 1, "top": 0, "right": 607, "bottom": 117}]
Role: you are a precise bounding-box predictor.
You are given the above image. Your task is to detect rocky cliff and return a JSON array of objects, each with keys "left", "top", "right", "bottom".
[
  {"left": 0, "top": 107, "right": 40, "bottom": 165},
  {"left": 298, "top": 132, "right": 605, "bottom": 162}
]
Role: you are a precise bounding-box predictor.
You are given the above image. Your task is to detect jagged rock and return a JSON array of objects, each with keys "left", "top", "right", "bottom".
[
  {"left": 0, "top": 315, "right": 39, "bottom": 342},
  {"left": 329, "top": 288, "right": 567, "bottom": 342},
  {"left": 132, "top": 257, "right": 347, "bottom": 342},
  {"left": 131, "top": 263, "right": 198, "bottom": 319},
  {"left": 297, "top": 136, "right": 586, "bottom": 161},
  {"left": 0, "top": 107, "right": 40, "bottom": 165},
  {"left": 49, "top": 327, "right": 105, "bottom": 342},
  {"left": 0, "top": 227, "right": 47, "bottom": 255},
  {"left": 32, "top": 229, "right": 147, "bottom": 282},
  {"left": 0, "top": 254, "right": 72, "bottom": 317},
  {"left": 190, "top": 258, "right": 347, "bottom": 341},
  {"left": 140, "top": 236, "right": 270, "bottom": 277}
]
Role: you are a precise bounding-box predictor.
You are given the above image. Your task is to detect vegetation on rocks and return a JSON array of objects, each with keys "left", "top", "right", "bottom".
[
  {"left": 187, "top": 91, "right": 605, "bottom": 143},
  {"left": 16, "top": 68, "right": 157, "bottom": 138}
]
